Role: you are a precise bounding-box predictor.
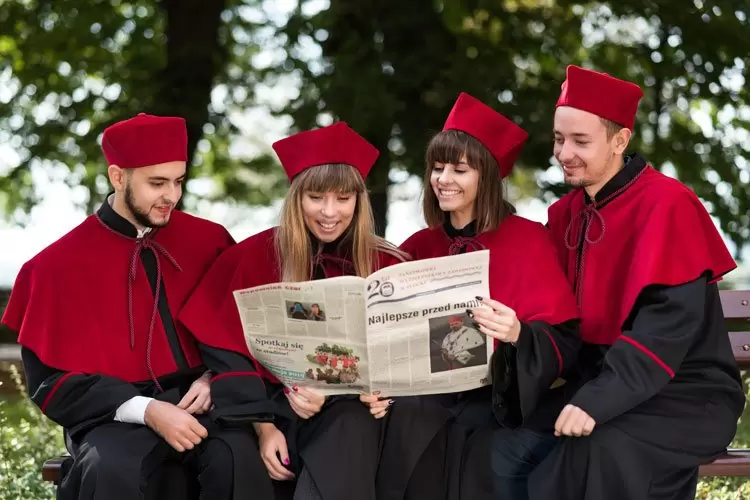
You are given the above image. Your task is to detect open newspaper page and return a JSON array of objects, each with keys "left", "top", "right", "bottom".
[
  {"left": 364, "top": 250, "right": 492, "bottom": 397},
  {"left": 232, "top": 276, "right": 371, "bottom": 395}
]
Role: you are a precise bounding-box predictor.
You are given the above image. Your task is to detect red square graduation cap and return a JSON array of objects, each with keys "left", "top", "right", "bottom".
[
  {"left": 102, "top": 113, "right": 188, "bottom": 168},
  {"left": 442, "top": 92, "right": 529, "bottom": 178},
  {"left": 272, "top": 122, "right": 380, "bottom": 181},
  {"left": 556, "top": 65, "right": 644, "bottom": 129}
]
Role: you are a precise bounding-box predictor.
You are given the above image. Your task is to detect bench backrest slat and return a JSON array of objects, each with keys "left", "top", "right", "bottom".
[
  {"left": 720, "top": 291, "right": 750, "bottom": 369},
  {"left": 720, "top": 290, "right": 750, "bottom": 322},
  {"left": 728, "top": 331, "right": 750, "bottom": 369}
]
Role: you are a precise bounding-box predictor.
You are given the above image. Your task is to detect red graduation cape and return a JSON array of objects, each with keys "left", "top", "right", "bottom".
[
  {"left": 547, "top": 165, "right": 736, "bottom": 345},
  {"left": 399, "top": 215, "right": 579, "bottom": 331},
  {"left": 1, "top": 210, "right": 234, "bottom": 382},
  {"left": 178, "top": 227, "right": 400, "bottom": 383}
]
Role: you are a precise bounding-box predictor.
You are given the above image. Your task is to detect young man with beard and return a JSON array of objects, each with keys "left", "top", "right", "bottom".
[
  {"left": 2, "top": 113, "right": 282, "bottom": 500},
  {"left": 528, "top": 65, "right": 745, "bottom": 499}
]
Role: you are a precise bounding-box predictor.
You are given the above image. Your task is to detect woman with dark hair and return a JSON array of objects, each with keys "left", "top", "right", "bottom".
[{"left": 363, "top": 93, "right": 581, "bottom": 499}]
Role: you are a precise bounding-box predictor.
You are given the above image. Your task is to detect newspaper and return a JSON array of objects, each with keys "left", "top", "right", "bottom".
[{"left": 232, "top": 250, "right": 492, "bottom": 396}]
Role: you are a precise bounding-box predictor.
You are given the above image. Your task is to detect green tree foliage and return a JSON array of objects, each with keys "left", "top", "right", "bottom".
[
  {"left": 0, "top": 0, "right": 748, "bottom": 250},
  {"left": 556, "top": 1, "right": 750, "bottom": 251},
  {"left": 265, "top": 0, "right": 749, "bottom": 248},
  {"left": 0, "top": 0, "right": 286, "bottom": 220}
]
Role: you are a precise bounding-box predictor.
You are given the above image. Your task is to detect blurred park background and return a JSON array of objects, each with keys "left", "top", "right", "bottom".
[{"left": 0, "top": 0, "right": 748, "bottom": 498}]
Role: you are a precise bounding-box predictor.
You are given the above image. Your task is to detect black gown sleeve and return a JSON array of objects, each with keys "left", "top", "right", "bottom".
[
  {"left": 199, "top": 344, "right": 291, "bottom": 427},
  {"left": 570, "top": 276, "right": 707, "bottom": 425},
  {"left": 22, "top": 347, "right": 141, "bottom": 440},
  {"left": 491, "top": 319, "right": 579, "bottom": 427}
]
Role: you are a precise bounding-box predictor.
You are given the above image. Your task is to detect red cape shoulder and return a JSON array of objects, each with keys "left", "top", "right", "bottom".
[
  {"left": 399, "top": 226, "right": 444, "bottom": 257},
  {"left": 176, "top": 226, "right": 279, "bottom": 382},
  {"left": 168, "top": 210, "right": 235, "bottom": 244},
  {"left": 2, "top": 211, "right": 236, "bottom": 379}
]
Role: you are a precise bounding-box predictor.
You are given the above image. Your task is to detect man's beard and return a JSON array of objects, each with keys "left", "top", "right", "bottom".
[
  {"left": 125, "top": 183, "right": 168, "bottom": 228},
  {"left": 564, "top": 177, "right": 589, "bottom": 188},
  {"left": 562, "top": 166, "right": 593, "bottom": 188}
]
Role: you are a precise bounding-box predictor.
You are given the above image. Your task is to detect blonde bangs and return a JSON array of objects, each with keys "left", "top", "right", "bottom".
[{"left": 295, "top": 163, "right": 365, "bottom": 194}]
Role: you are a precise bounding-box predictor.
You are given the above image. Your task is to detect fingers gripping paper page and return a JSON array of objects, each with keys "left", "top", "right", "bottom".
[{"left": 232, "top": 250, "right": 492, "bottom": 396}]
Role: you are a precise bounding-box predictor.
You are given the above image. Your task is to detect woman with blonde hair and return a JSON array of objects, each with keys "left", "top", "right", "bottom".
[
  {"left": 179, "top": 122, "right": 404, "bottom": 500},
  {"left": 363, "top": 93, "right": 581, "bottom": 499}
]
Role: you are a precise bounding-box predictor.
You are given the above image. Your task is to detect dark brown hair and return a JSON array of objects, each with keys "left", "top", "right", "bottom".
[{"left": 423, "top": 129, "right": 512, "bottom": 232}]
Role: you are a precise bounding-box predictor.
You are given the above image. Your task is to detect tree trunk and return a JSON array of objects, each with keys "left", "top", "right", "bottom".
[
  {"left": 367, "top": 148, "right": 391, "bottom": 237},
  {"left": 157, "top": 0, "right": 229, "bottom": 208},
  {"left": 320, "top": 0, "right": 397, "bottom": 235}
]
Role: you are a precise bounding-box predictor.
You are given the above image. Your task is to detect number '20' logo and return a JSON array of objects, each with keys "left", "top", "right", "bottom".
[{"left": 367, "top": 280, "right": 395, "bottom": 300}]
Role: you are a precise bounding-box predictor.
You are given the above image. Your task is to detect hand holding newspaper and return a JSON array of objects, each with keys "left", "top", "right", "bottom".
[{"left": 232, "top": 250, "right": 492, "bottom": 396}]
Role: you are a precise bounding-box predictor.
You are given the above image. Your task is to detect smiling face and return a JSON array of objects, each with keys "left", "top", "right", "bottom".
[
  {"left": 301, "top": 190, "right": 357, "bottom": 243},
  {"left": 277, "top": 162, "right": 386, "bottom": 282},
  {"left": 283, "top": 163, "right": 365, "bottom": 244},
  {"left": 422, "top": 129, "right": 509, "bottom": 232},
  {"left": 553, "top": 106, "right": 632, "bottom": 197},
  {"left": 430, "top": 155, "right": 479, "bottom": 227},
  {"left": 109, "top": 161, "right": 186, "bottom": 229}
]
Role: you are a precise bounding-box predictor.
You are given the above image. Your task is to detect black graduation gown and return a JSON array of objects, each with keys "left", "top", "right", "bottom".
[
  {"left": 534, "top": 155, "right": 746, "bottom": 500},
  {"left": 272, "top": 237, "right": 390, "bottom": 500},
  {"left": 178, "top": 228, "right": 398, "bottom": 500},
  {"left": 7, "top": 200, "right": 277, "bottom": 500},
  {"left": 379, "top": 218, "right": 580, "bottom": 500}
]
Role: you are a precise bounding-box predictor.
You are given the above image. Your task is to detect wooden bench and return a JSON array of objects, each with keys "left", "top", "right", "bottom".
[
  {"left": 697, "top": 289, "right": 750, "bottom": 476},
  {"left": 0, "top": 344, "right": 21, "bottom": 362},
  {"left": 42, "top": 456, "right": 69, "bottom": 484},
  {"left": 39, "top": 290, "right": 750, "bottom": 484}
]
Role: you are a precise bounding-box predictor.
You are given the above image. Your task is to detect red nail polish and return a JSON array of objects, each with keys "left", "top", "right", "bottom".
[
  {"left": 283, "top": 388, "right": 290, "bottom": 394},
  {"left": 283, "top": 457, "right": 290, "bottom": 465},
  {"left": 293, "top": 386, "right": 299, "bottom": 392}
]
